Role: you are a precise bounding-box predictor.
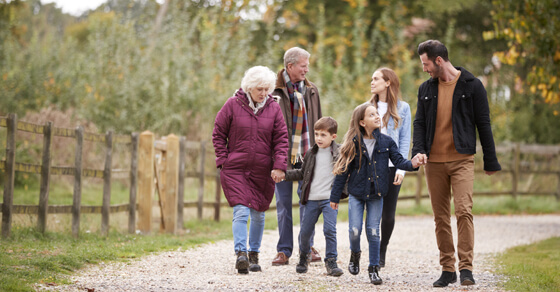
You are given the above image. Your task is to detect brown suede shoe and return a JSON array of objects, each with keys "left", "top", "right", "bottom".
[
  {"left": 272, "top": 252, "right": 289, "bottom": 266},
  {"left": 311, "top": 247, "right": 322, "bottom": 263}
]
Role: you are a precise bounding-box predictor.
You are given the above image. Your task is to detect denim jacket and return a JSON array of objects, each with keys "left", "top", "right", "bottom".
[
  {"left": 330, "top": 129, "right": 415, "bottom": 203},
  {"left": 383, "top": 100, "right": 412, "bottom": 177}
]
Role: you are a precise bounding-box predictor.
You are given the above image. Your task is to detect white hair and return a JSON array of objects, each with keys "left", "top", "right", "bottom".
[
  {"left": 283, "top": 47, "right": 310, "bottom": 68},
  {"left": 241, "top": 66, "right": 277, "bottom": 94}
]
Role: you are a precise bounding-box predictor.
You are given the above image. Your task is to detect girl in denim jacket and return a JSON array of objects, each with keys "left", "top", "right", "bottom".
[{"left": 330, "top": 103, "right": 422, "bottom": 285}]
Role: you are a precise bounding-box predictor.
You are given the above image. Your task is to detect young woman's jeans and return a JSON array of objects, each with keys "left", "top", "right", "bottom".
[
  {"left": 299, "top": 199, "right": 338, "bottom": 260},
  {"left": 232, "top": 204, "right": 265, "bottom": 254},
  {"left": 348, "top": 194, "right": 383, "bottom": 267}
]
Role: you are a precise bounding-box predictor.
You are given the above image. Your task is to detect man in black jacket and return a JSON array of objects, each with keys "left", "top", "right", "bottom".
[{"left": 412, "top": 40, "right": 501, "bottom": 288}]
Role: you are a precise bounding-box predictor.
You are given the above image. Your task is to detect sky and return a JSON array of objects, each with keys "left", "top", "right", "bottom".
[
  {"left": 40, "top": 0, "right": 107, "bottom": 16},
  {"left": 40, "top": 0, "right": 164, "bottom": 16}
]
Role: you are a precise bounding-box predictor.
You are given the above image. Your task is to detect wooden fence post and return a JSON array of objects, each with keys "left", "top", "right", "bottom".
[
  {"left": 38, "top": 121, "right": 53, "bottom": 233},
  {"left": 128, "top": 133, "right": 139, "bottom": 234},
  {"left": 72, "top": 126, "right": 84, "bottom": 238},
  {"left": 163, "top": 134, "right": 179, "bottom": 234},
  {"left": 1, "top": 113, "right": 16, "bottom": 238},
  {"left": 415, "top": 167, "right": 424, "bottom": 206},
  {"left": 177, "top": 136, "right": 186, "bottom": 229},
  {"left": 197, "top": 141, "right": 207, "bottom": 220},
  {"left": 214, "top": 169, "right": 221, "bottom": 222},
  {"left": 137, "top": 131, "right": 154, "bottom": 234},
  {"left": 101, "top": 131, "right": 113, "bottom": 236},
  {"left": 512, "top": 143, "right": 520, "bottom": 199}
]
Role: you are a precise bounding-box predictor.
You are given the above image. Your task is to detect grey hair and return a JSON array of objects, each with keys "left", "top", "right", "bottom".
[
  {"left": 241, "top": 66, "right": 277, "bottom": 94},
  {"left": 283, "top": 47, "right": 310, "bottom": 68}
]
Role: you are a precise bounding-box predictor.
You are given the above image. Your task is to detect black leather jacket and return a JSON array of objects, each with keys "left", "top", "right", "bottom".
[{"left": 412, "top": 67, "right": 501, "bottom": 171}]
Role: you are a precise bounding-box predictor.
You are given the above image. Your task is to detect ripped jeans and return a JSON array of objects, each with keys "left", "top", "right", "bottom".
[{"left": 348, "top": 194, "right": 383, "bottom": 267}]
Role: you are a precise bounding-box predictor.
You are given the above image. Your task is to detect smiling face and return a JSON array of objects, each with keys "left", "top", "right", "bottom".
[
  {"left": 286, "top": 57, "right": 309, "bottom": 83},
  {"left": 370, "top": 70, "right": 389, "bottom": 96},
  {"left": 249, "top": 86, "right": 269, "bottom": 103},
  {"left": 314, "top": 129, "right": 337, "bottom": 149},
  {"left": 360, "top": 105, "right": 381, "bottom": 135},
  {"left": 420, "top": 53, "right": 443, "bottom": 79}
]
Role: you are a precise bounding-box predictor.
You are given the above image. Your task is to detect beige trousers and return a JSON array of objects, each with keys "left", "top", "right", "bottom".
[{"left": 425, "top": 158, "right": 475, "bottom": 272}]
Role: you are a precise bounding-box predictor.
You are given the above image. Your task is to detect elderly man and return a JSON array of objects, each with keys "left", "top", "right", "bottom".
[
  {"left": 271, "top": 47, "right": 322, "bottom": 266},
  {"left": 412, "top": 40, "right": 501, "bottom": 287}
]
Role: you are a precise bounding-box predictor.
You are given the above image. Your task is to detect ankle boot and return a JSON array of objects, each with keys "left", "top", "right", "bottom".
[
  {"left": 368, "top": 265, "right": 382, "bottom": 285},
  {"left": 248, "top": 251, "right": 261, "bottom": 272},
  {"left": 379, "top": 250, "right": 386, "bottom": 268},
  {"left": 296, "top": 253, "right": 310, "bottom": 273},
  {"left": 348, "top": 251, "right": 361, "bottom": 275},
  {"left": 235, "top": 251, "right": 249, "bottom": 274},
  {"left": 325, "top": 258, "right": 343, "bottom": 277}
]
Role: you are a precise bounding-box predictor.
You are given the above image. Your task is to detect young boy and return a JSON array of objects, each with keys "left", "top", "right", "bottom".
[{"left": 284, "top": 116, "right": 344, "bottom": 276}]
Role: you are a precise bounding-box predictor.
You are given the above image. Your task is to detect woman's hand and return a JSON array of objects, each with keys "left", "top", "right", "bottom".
[
  {"left": 271, "top": 169, "right": 285, "bottom": 183},
  {"left": 393, "top": 173, "right": 404, "bottom": 185}
]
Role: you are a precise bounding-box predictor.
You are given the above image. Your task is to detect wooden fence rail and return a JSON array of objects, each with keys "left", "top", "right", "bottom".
[{"left": 2, "top": 113, "right": 560, "bottom": 239}]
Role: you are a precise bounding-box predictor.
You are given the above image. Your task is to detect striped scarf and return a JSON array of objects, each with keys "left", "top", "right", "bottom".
[{"left": 283, "top": 70, "right": 310, "bottom": 164}]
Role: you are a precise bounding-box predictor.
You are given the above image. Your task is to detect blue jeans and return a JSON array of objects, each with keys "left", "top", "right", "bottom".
[
  {"left": 348, "top": 194, "right": 383, "bottom": 267},
  {"left": 232, "top": 204, "right": 265, "bottom": 253},
  {"left": 275, "top": 179, "right": 314, "bottom": 258},
  {"left": 299, "top": 199, "right": 338, "bottom": 260}
]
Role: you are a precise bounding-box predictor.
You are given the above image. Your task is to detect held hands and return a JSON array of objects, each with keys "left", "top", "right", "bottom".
[
  {"left": 330, "top": 202, "right": 339, "bottom": 210},
  {"left": 411, "top": 153, "right": 428, "bottom": 168},
  {"left": 271, "top": 169, "right": 286, "bottom": 183}
]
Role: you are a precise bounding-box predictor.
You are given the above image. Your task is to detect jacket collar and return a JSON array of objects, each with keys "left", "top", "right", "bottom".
[
  {"left": 275, "top": 69, "right": 311, "bottom": 90},
  {"left": 427, "top": 66, "right": 475, "bottom": 84}
]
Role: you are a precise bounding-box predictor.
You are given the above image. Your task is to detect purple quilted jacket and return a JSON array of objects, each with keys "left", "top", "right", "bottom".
[{"left": 212, "top": 89, "right": 289, "bottom": 212}]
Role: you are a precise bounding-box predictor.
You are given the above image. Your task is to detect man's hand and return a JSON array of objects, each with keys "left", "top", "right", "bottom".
[
  {"left": 485, "top": 171, "right": 498, "bottom": 176},
  {"left": 330, "top": 202, "right": 339, "bottom": 210},
  {"left": 411, "top": 153, "right": 428, "bottom": 168}
]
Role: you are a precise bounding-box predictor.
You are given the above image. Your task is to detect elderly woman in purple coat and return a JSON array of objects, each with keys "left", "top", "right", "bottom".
[{"left": 212, "top": 66, "right": 289, "bottom": 274}]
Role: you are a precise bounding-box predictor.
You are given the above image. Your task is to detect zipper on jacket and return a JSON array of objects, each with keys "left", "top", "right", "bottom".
[{"left": 372, "top": 150, "right": 380, "bottom": 196}]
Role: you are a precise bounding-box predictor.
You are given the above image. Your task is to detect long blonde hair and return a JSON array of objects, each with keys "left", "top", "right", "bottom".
[
  {"left": 369, "top": 68, "right": 402, "bottom": 129},
  {"left": 333, "top": 103, "right": 374, "bottom": 175}
]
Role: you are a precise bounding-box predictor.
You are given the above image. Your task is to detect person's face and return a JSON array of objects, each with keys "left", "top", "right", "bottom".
[
  {"left": 370, "top": 71, "right": 389, "bottom": 95},
  {"left": 360, "top": 106, "right": 381, "bottom": 133},
  {"left": 420, "top": 53, "right": 442, "bottom": 79},
  {"left": 314, "top": 129, "right": 337, "bottom": 149},
  {"left": 249, "top": 86, "right": 269, "bottom": 103},
  {"left": 286, "top": 57, "right": 309, "bottom": 82}
]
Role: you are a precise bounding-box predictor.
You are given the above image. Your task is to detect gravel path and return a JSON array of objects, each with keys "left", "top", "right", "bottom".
[{"left": 38, "top": 214, "right": 560, "bottom": 291}]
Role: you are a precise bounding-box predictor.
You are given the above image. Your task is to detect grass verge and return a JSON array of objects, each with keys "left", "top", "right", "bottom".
[
  {"left": 496, "top": 237, "right": 560, "bottom": 291},
  {"left": 0, "top": 220, "right": 232, "bottom": 292}
]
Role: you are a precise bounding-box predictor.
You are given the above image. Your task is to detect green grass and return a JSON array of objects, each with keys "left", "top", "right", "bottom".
[
  {"left": 0, "top": 219, "right": 233, "bottom": 292},
  {"left": 496, "top": 237, "right": 560, "bottom": 291}
]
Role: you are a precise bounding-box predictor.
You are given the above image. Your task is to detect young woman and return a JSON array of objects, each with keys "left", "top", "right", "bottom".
[{"left": 368, "top": 68, "right": 412, "bottom": 268}]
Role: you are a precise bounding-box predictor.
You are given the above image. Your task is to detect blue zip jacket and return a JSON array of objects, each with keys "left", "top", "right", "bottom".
[{"left": 330, "top": 128, "right": 415, "bottom": 203}]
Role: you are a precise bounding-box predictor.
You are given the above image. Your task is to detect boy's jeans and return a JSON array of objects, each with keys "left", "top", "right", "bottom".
[
  {"left": 232, "top": 204, "right": 265, "bottom": 253},
  {"left": 299, "top": 199, "right": 338, "bottom": 259},
  {"left": 348, "top": 195, "right": 383, "bottom": 266}
]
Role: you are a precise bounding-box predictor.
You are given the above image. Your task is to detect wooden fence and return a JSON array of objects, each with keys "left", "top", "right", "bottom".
[
  {"left": 0, "top": 114, "right": 223, "bottom": 238},
  {"left": 1, "top": 113, "right": 560, "bottom": 239}
]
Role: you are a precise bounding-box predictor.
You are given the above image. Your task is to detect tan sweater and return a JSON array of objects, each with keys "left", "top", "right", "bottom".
[{"left": 430, "top": 72, "right": 473, "bottom": 162}]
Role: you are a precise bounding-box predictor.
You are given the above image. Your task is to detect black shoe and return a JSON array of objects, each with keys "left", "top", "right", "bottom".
[
  {"left": 460, "top": 269, "right": 476, "bottom": 286},
  {"left": 248, "top": 251, "right": 261, "bottom": 272},
  {"left": 348, "top": 251, "right": 361, "bottom": 275},
  {"left": 324, "top": 258, "right": 344, "bottom": 277},
  {"left": 368, "top": 265, "right": 382, "bottom": 285},
  {"left": 235, "top": 251, "right": 249, "bottom": 274},
  {"left": 296, "top": 253, "right": 310, "bottom": 273},
  {"left": 433, "top": 271, "right": 457, "bottom": 287},
  {"left": 379, "top": 250, "right": 386, "bottom": 268}
]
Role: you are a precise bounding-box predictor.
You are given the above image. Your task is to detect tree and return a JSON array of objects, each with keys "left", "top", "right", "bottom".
[{"left": 487, "top": 0, "right": 560, "bottom": 109}]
